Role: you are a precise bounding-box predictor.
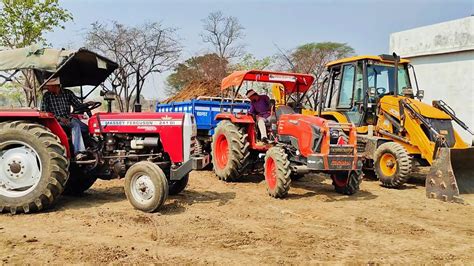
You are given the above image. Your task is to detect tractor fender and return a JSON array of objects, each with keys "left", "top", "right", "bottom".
[
  {"left": 215, "top": 113, "right": 255, "bottom": 124},
  {"left": 0, "top": 110, "right": 70, "bottom": 157}
]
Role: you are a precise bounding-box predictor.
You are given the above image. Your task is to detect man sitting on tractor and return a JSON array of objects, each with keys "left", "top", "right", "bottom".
[
  {"left": 246, "top": 89, "right": 272, "bottom": 143},
  {"left": 40, "top": 77, "right": 89, "bottom": 160}
]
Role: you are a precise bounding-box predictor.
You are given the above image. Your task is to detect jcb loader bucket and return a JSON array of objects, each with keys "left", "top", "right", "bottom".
[{"left": 426, "top": 147, "right": 474, "bottom": 204}]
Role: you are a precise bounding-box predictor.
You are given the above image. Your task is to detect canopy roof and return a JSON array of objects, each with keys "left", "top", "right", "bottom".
[
  {"left": 0, "top": 45, "right": 118, "bottom": 87},
  {"left": 221, "top": 70, "right": 315, "bottom": 94}
]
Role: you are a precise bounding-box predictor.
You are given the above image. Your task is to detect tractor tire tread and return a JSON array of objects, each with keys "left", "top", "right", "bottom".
[
  {"left": 212, "top": 120, "right": 251, "bottom": 182},
  {"left": 374, "top": 142, "right": 412, "bottom": 188},
  {"left": 0, "top": 121, "right": 68, "bottom": 214},
  {"left": 264, "top": 146, "right": 291, "bottom": 198}
]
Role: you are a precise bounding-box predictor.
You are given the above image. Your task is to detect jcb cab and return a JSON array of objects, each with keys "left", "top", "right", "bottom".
[{"left": 316, "top": 54, "right": 474, "bottom": 203}]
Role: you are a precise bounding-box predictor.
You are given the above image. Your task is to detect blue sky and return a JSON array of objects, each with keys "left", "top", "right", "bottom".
[{"left": 46, "top": 0, "right": 473, "bottom": 99}]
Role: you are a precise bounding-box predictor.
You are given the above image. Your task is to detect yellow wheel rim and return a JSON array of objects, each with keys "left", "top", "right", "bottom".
[{"left": 380, "top": 153, "right": 397, "bottom": 177}]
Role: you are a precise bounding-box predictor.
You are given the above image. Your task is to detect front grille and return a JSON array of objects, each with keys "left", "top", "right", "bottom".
[
  {"left": 329, "top": 145, "right": 354, "bottom": 155},
  {"left": 357, "top": 142, "right": 366, "bottom": 153},
  {"left": 356, "top": 136, "right": 367, "bottom": 153}
]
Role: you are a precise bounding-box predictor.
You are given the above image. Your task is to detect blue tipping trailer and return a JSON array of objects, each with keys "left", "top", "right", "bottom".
[{"left": 156, "top": 97, "right": 250, "bottom": 152}]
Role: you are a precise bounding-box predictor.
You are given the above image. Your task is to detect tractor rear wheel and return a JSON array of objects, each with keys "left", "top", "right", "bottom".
[
  {"left": 264, "top": 146, "right": 291, "bottom": 198},
  {"left": 211, "top": 120, "right": 250, "bottom": 181},
  {"left": 374, "top": 142, "right": 412, "bottom": 188},
  {"left": 0, "top": 121, "right": 68, "bottom": 214},
  {"left": 168, "top": 174, "right": 189, "bottom": 195},
  {"left": 331, "top": 171, "right": 361, "bottom": 195},
  {"left": 124, "top": 161, "right": 168, "bottom": 213},
  {"left": 63, "top": 164, "right": 97, "bottom": 195}
]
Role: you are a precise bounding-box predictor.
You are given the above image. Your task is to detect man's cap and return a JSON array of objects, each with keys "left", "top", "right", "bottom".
[
  {"left": 246, "top": 89, "right": 257, "bottom": 98},
  {"left": 45, "top": 77, "right": 60, "bottom": 86}
]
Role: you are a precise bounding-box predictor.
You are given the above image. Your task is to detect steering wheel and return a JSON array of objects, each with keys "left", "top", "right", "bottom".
[
  {"left": 72, "top": 101, "right": 102, "bottom": 117},
  {"left": 376, "top": 87, "right": 387, "bottom": 96}
]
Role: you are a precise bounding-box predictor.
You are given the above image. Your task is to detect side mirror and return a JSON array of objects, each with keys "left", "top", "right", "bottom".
[{"left": 416, "top": 90, "right": 424, "bottom": 100}]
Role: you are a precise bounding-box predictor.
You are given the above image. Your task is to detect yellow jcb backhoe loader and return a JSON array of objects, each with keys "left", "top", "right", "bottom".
[{"left": 274, "top": 54, "right": 474, "bottom": 203}]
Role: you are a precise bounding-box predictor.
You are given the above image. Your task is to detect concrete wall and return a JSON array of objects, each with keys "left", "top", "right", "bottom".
[{"left": 390, "top": 17, "right": 474, "bottom": 144}]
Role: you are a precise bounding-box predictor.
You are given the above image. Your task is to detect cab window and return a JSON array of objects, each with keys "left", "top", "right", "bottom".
[{"left": 337, "top": 64, "right": 355, "bottom": 108}]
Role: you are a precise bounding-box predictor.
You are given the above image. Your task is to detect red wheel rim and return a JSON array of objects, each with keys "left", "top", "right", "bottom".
[
  {"left": 215, "top": 134, "right": 229, "bottom": 169},
  {"left": 332, "top": 173, "right": 349, "bottom": 187},
  {"left": 265, "top": 157, "right": 277, "bottom": 190}
]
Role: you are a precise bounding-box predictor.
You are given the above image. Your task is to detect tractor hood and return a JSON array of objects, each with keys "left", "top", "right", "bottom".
[
  {"left": 0, "top": 45, "right": 118, "bottom": 87},
  {"left": 379, "top": 96, "right": 451, "bottom": 120}
]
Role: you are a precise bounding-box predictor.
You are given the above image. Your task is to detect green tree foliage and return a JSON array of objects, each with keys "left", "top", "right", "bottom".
[
  {"left": 0, "top": 83, "right": 26, "bottom": 107},
  {"left": 233, "top": 54, "right": 274, "bottom": 71},
  {"left": 0, "top": 0, "right": 73, "bottom": 107},
  {"left": 0, "top": 0, "right": 73, "bottom": 48},
  {"left": 290, "top": 42, "right": 354, "bottom": 76}
]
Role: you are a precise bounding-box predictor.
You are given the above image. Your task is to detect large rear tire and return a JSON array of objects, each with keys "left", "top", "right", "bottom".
[
  {"left": 124, "top": 161, "right": 168, "bottom": 213},
  {"left": 374, "top": 142, "right": 412, "bottom": 188},
  {"left": 63, "top": 164, "right": 97, "bottom": 195},
  {"left": 331, "top": 171, "right": 361, "bottom": 195},
  {"left": 0, "top": 121, "right": 69, "bottom": 214},
  {"left": 264, "top": 146, "right": 291, "bottom": 198},
  {"left": 211, "top": 120, "right": 250, "bottom": 181}
]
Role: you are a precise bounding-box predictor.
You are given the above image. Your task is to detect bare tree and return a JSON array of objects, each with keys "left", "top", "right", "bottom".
[
  {"left": 201, "top": 11, "right": 245, "bottom": 59},
  {"left": 276, "top": 42, "right": 355, "bottom": 109},
  {"left": 86, "top": 21, "right": 181, "bottom": 112}
]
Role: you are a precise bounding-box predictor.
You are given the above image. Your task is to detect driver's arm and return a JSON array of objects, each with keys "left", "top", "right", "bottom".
[{"left": 66, "top": 89, "right": 82, "bottom": 110}]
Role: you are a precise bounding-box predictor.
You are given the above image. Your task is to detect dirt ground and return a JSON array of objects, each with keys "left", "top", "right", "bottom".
[{"left": 1, "top": 171, "right": 473, "bottom": 264}]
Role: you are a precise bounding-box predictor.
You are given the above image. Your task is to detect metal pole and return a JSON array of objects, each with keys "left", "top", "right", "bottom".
[
  {"left": 134, "top": 67, "right": 142, "bottom": 112},
  {"left": 393, "top": 52, "right": 399, "bottom": 97}
]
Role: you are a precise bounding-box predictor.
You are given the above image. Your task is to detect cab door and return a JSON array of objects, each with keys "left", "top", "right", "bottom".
[{"left": 332, "top": 63, "right": 364, "bottom": 125}]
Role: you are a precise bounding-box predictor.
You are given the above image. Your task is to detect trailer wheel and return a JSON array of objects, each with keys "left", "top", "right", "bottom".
[
  {"left": 124, "top": 161, "right": 168, "bottom": 213},
  {"left": 374, "top": 142, "right": 412, "bottom": 188},
  {"left": 168, "top": 174, "right": 189, "bottom": 195},
  {"left": 63, "top": 164, "right": 97, "bottom": 195},
  {"left": 264, "top": 146, "right": 291, "bottom": 198},
  {"left": 211, "top": 120, "right": 250, "bottom": 181},
  {"left": 0, "top": 121, "right": 68, "bottom": 214},
  {"left": 331, "top": 171, "right": 361, "bottom": 195}
]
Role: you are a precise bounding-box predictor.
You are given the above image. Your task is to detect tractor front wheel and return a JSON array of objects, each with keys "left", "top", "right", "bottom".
[
  {"left": 331, "top": 171, "right": 361, "bottom": 195},
  {"left": 374, "top": 142, "right": 412, "bottom": 188},
  {"left": 211, "top": 120, "right": 250, "bottom": 181},
  {"left": 124, "top": 161, "right": 168, "bottom": 213},
  {"left": 264, "top": 146, "right": 291, "bottom": 198},
  {"left": 0, "top": 121, "right": 69, "bottom": 214}
]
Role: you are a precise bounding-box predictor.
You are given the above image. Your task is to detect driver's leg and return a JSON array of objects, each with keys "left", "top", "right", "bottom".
[
  {"left": 70, "top": 118, "right": 86, "bottom": 156},
  {"left": 257, "top": 117, "right": 268, "bottom": 142}
]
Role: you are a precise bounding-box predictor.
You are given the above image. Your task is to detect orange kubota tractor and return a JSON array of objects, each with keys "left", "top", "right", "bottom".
[{"left": 211, "top": 70, "right": 363, "bottom": 198}]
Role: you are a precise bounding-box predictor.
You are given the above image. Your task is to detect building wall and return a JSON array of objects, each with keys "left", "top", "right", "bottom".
[{"left": 390, "top": 17, "right": 474, "bottom": 144}]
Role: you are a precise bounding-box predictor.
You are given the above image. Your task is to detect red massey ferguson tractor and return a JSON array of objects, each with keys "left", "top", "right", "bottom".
[
  {"left": 0, "top": 46, "right": 208, "bottom": 214},
  {"left": 211, "top": 70, "right": 363, "bottom": 197}
]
